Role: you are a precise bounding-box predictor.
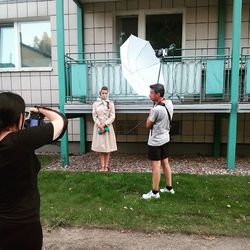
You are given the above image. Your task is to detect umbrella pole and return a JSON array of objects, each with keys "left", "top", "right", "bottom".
[
  {"left": 157, "top": 61, "right": 162, "bottom": 83},
  {"left": 126, "top": 119, "right": 146, "bottom": 135}
]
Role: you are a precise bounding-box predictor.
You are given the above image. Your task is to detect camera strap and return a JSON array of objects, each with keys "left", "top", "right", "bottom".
[
  {"left": 164, "top": 106, "right": 172, "bottom": 127},
  {"left": 157, "top": 102, "right": 172, "bottom": 124},
  {"left": 150, "top": 102, "right": 172, "bottom": 136}
]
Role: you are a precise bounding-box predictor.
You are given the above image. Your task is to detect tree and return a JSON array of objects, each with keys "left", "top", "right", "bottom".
[{"left": 34, "top": 32, "right": 51, "bottom": 56}]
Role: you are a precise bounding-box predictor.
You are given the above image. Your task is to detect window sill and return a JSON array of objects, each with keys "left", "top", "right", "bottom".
[{"left": 0, "top": 67, "right": 53, "bottom": 73}]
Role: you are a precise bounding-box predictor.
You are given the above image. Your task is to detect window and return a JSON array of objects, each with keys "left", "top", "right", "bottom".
[
  {"left": 0, "top": 20, "right": 51, "bottom": 70},
  {"left": 116, "top": 16, "right": 138, "bottom": 50},
  {"left": 20, "top": 21, "right": 51, "bottom": 67},
  {"left": 0, "top": 24, "right": 15, "bottom": 67},
  {"left": 115, "top": 13, "right": 182, "bottom": 57},
  {"left": 146, "top": 14, "right": 182, "bottom": 57}
]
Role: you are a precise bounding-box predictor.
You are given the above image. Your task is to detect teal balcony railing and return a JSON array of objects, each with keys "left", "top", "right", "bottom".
[
  {"left": 240, "top": 47, "right": 250, "bottom": 102},
  {"left": 65, "top": 48, "right": 241, "bottom": 104}
]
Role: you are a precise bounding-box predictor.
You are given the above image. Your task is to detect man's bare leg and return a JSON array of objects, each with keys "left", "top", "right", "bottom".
[
  {"left": 161, "top": 158, "right": 172, "bottom": 186},
  {"left": 152, "top": 160, "right": 161, "bottom": 191}
]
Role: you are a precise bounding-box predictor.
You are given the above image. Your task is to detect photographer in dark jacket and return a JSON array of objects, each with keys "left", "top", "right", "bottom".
[{"left": 0, "top": 92, "right": 67, "bottom": 250}]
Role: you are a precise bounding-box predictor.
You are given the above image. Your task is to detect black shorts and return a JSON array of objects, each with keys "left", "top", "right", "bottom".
[{"left": 148, "top": 142, "right": 169, "bottom": 161}]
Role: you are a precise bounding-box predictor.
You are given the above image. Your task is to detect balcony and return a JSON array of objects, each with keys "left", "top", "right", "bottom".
[
  {"left": 64, "top": 48, "right": 250, "bottom": 114},
  {"left": 239, "top": 47, "right": 250, "bottom": 113}
]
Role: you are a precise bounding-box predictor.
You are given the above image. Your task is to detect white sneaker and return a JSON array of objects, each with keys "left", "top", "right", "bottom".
[
  {"left": 160, "top": 187, "right": 175, "bottom": 194},
  {"left": 142, "top": 190, "right": 160, "bottom": 200}
]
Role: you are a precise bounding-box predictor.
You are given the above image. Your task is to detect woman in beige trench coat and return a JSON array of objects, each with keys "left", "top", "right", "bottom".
[{"left": 91, "top": 86, "right": 117, "bottom": 171}]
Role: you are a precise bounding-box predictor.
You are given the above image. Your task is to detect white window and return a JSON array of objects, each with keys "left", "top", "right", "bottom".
[
  {"left": 0, "top": 24, "right": 15, "bottom": 68},
  {"left": 0, "top": 20, "right": 51, "bottom": 71}
]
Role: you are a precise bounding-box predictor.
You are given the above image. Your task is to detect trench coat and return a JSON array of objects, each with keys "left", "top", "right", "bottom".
[{"left": 91, "top": 99, "right": 117, "bottom": 153}]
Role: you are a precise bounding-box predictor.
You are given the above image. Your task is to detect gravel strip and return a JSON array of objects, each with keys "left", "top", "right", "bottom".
[{"left": 45, "top": 152, "right": 250, "bottom": 176}]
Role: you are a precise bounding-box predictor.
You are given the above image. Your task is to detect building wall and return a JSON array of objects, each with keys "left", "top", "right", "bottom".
[
  {"left": 83, "top": 0, "right": 250, "bottom": 54},
  {"left": 0, "top": 0, "right": 78, "bottom": 106},
  {"left": 80, "top": 0, "right": 250, "bottom": 149},
  {"left": 78, "top": 113, "right": 250, "bottom": 145},
  {"left": 1, "top": 0, "right": 250, "bottom": 153},
  {"left": 0, "top": 0, "right": 79, "bottom": 143}
]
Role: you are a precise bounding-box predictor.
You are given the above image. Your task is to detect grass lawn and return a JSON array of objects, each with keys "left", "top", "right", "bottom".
[{"left": 39, "top": 170, "right": 250, "bottom": 237}]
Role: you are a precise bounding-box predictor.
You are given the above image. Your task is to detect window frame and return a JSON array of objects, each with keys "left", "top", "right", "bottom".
[
  {"left": 0, "top": 19, "right": 52, "bottom": 72},
  {"left": 116, "top": 15, "right": 139, "bottom": 50},
  {"left": 114, "top": 8, "right": 186, "bottom": 53}
]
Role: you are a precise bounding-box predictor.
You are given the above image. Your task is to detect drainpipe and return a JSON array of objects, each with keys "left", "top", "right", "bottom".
[
  {"left": 227, "top": 0, "right": 242, "bottom": 170},
  {"left": 217, "top": 0, "right": 225, "bottom": 54},
  {"left": 77, "top": 4, "right": 86, "bottom": 154},
  {"left": 213, "top": 0, "right": 226, "bottom": 157},
  {"left": 56, "top": 0, "right": 69, "bottom": 166}
]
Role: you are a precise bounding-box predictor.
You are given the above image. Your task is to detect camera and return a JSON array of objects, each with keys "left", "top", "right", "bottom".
[
  {"left": 25, "top": 111, "right": 45, "bottom": 128},
  {"left": 97, "top": 125, "right": 109, "bottom": 135}
]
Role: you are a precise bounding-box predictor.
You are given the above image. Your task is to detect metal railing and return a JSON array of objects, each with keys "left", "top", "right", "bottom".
[
  {"left": 240, "top": 47, "right": 250, "bottom": 102},
  {"left": 65, "top": 48, "right": 236, "bottom": 104}
]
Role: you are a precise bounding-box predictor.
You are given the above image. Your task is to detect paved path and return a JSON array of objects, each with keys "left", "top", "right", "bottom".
[{"left": 43, "top": 228, "right": 250, "bottom": 250}]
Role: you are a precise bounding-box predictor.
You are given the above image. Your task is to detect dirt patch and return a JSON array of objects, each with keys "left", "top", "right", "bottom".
[{"left": 43, "top": 227, "right": 250, "bottom": 250}]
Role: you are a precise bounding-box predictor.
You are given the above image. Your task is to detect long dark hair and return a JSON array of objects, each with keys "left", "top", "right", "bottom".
[{"left": 0, "top": 92, "right": 25, "bottom": 132}]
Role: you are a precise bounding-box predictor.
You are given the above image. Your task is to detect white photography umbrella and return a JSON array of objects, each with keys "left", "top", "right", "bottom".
[{"left": 120, "top": 35, "right": 164, "bottom": 97}]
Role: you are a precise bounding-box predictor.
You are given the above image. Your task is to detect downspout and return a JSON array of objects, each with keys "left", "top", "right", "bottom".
[
  {"left": 56, "top": 0, "right": 69, "bottom": 166},
  {"left": 227, "top": 0, "right": 242, "bottom": 170},
  {"left": 217, "top": 0, "right": 225, "bottom": 55},
  {"left": 77, "top": 4, "right": 86, "bottom": 154},
  {"left": 213, "top": 0, "right": 226, "bottom": 157}
]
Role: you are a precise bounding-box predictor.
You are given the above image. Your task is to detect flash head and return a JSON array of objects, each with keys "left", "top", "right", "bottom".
[
  {"left": 155, "top": 48, "right": 167, "bottom": 58},
  {"left": 155, "top": 44, "right": 176, "bottom": 58}
]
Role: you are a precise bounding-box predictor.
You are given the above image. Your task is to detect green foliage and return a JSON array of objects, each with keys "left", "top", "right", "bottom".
[
  {"left": 39, "top": 172, "right": 250, "bottom": 236},
  {"left": 33, "top": 32, "right": 51, "bottom": 56}
]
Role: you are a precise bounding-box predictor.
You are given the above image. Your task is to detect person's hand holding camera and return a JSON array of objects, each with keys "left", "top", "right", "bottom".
[
  {"left": 29, "top": 106, "right": 40, "bottom": 113},
  {"left": 26, "top": 106, "right": 67, "bottom": 141}
]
